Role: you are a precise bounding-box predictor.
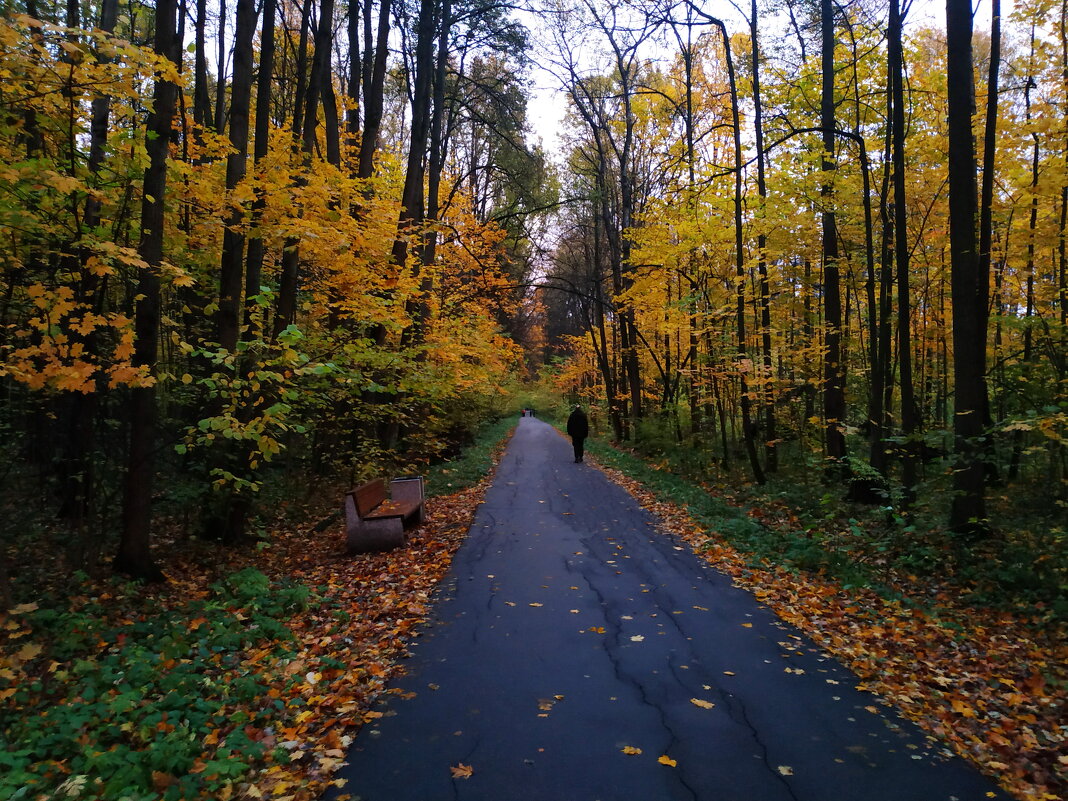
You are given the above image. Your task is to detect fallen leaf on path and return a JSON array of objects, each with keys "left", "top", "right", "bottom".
[
  {"left": 528, "top": 603, "right": 543, "bottom": 607},
  {"left": 690, "top": 698, "right": 715, "bottom": 709},
  {"left": 777, "top": 766, "right": 794, "bottom": 776},
  {"left": 450, "top": 764, "right": 473, "bottom": 779},
  {"left": 658, "top": 755, "right": 677, "bottom": 767},
  {"left": 621, "top": 746, "right": 642, "bottom": 755},
  {"left": 595, "top": 461, "right": 1068, "bottom": 801},
  {"left": 630, "top": 635, "right": 644, "bottom": 642}
]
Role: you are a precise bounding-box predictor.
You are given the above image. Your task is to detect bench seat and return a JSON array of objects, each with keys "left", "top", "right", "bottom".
[
  {"left": 345, "top": 476, "right": 425, "bottom": 553},
  {"left": 362, "top": 497, "right": 422, "bottom": 520}
]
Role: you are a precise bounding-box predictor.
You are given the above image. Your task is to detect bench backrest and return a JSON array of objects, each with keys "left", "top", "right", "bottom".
[{"left": 353, "top": 478, "right": 386, "bottom": 517}]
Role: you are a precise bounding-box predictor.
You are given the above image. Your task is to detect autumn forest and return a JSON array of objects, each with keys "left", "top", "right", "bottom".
[{"left": 0, "top": 0, "right": 1066, "bottom": 796}]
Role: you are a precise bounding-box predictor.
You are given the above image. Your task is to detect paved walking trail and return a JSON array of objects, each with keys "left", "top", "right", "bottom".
[{"left": 327, "top": 417, "right": 1009, "bottom": 801}]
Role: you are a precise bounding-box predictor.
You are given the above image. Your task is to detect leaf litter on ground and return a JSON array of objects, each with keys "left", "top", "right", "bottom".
[{"left": 0, "top": 445, "right": 503, "bottom": 801}]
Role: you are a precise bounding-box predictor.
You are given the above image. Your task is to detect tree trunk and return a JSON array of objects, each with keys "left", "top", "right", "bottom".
[
  {"left": 891, "top": 0, "right": 919, "bottom": 500},
  {"left": 116, "top": 0, "right": 180, "bottom": 582},
  {"left": 357, "top": 0, "right": 392, "bottom": 180},
  {"left": 717, "top": 18, "right": 764, "bottom": 484},
  {"left": 60, "top": 0, "right": 119, "bottom": 550},
  {"left": 870, "top": 76, "right": 893, "bottom": 480},
  {"left": 821, "top": 0, "right": 847, "bottom": 468},
  {"left": 274, "top": 0, "right": 313, "bottom": 338},
  {"left": 215, "top": 0, "right": 227, "bottom": 133},
  {"left": 320, "top": 37, "right": 342, "bottom": 165},
  {"left": 421, "top": 0, "right": 452, "bottom": 271},
  {"left": 193, "top": 0, "right": 212, "bottom": 131},
  {"left": 1012, "top": 26, "right": 1040, "bottom": 480},
  {"left": 945, "top": 0, "right": 990, "bottom": 535},
  {"left": 347, "top": 0, "right": 362, "bottom": 139},
  {"left": 244, "top": 0, "right": 277, "bottom": 322},
  {"left": 750, "top": 0, "right": 776, "bottom": 473},
  {"left": 979, "top": 0, "right": 1002, "bottom": 487},
  {"left": 392, "top": 0, "right": 437, "bottom": 271},
  {"left": 216, "top": 0, "right": 257, "bottom": 352}
]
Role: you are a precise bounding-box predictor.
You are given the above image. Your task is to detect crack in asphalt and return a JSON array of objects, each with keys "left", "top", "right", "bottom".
[
  {"left": 733, "top": 695, "right": 803, "bottom": 801},
  {"left": 327, "top": 418, "right": 1014, "bottom": 801},
  {"left": 573, "top": 536, "right": 702, "bottom": 801}
]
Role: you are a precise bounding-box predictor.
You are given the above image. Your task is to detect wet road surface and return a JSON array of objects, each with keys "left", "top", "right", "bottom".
[{"left": 326, "top": 417, "right": 1009, "bottom": 801}]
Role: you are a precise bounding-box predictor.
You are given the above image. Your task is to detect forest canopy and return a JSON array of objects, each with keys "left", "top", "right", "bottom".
[
  {"left": 0, "top": 0, "right": 553, "bottom": 585},
  {"left": 0, "top": 0, "right": 1064, "bottom": 603}
]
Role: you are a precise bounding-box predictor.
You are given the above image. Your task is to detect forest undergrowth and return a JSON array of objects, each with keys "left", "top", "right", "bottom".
[
  {"left": 582, "top": 436, "right": 1067, "bottom": 801},
  {"left": 0, "top": 420, "right": 515, "bottom": 801}
]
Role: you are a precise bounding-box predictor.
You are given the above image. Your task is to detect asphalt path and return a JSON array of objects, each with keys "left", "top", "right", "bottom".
[{"left": 327, "top": 416, "right": 1010, "bottom": 801}]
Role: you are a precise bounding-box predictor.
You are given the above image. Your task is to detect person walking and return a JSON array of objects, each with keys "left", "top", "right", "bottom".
[{"left": 566, "top": 405, "right": 589, "bottom": 463}]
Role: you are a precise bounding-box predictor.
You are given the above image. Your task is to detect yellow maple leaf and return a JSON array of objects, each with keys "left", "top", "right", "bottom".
[
  {"left": 621, "top": 746, "right": 642, "bottom": 755},
  {"left": 16, "top": 643, "right": 42, "bottom": 660},
  {"left": 690, "top": 698, "right": 715, "bottom": 709},
  {"left": 658, "top": 755, "right": 676, "bottom": 767},
  {"left": 950, "top": 698, "right": 976, "bottom": 718},
  {"left": 450, "top": 763, "right": 473, "bottom": 779}
]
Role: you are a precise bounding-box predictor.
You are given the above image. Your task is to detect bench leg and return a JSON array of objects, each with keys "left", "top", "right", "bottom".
[{"left": 346, "top": 517, "right": 406, "bottom": 554}]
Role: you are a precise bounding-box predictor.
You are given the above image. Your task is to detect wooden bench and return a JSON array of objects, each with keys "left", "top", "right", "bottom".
[{"left": 345, "top": 476, "right": 426, "bottom": 553}]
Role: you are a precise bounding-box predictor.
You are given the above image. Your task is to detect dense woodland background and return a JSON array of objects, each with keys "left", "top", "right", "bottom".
[
  {"left": 0, "top": 0, "right": 1066, "bottom": 798},
  {"left": 0, "top": 0, "right": 1065, "bottom": 603}
]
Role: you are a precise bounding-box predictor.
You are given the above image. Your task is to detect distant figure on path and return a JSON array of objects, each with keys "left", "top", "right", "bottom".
[{"left": 566, "top": 405, "right": 589, "bottom": 463}]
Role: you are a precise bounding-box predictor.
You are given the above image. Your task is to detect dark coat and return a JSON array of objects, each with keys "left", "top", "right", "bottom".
[{"left": 566, "top": 408, "right": 589, "bottom": 440}]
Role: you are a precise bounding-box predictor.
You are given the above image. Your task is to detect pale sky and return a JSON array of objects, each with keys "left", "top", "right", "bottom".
[{"left": 521, "top": 0, "right": 1003, "bottom": 155}]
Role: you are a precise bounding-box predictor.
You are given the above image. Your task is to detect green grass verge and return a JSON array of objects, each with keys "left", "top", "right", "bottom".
[{"left": 422, "top": 416, "right": 517, "bottom": 498}]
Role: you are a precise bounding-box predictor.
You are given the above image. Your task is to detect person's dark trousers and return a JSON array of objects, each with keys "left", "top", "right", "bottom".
[{"left": 572, "top": 438, "right": 585, "bottom": 463}]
